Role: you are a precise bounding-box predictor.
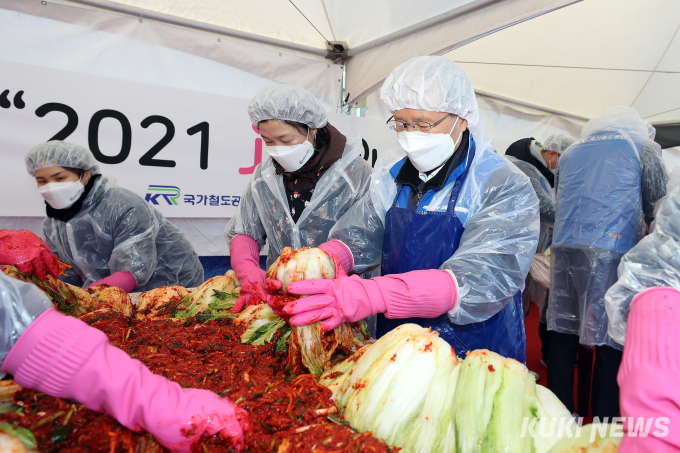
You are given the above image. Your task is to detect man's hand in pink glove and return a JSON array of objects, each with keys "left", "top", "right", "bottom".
[
  {"left": 2, "top": 308, "right": 250, "bottom": 452},
  {"left": 86, "top": 271, "right": 137, "bottom": 293},
  {"left": 264, "top": 252, "right": 349, "bottom": 319},
  {"left": 0, "top": 229, "right": 62, "bottom": 281},
  {"left": 233, "top": 272, "right": 267, "bottom": 313},
  {"left": 282, "top": 266, "right": 460, "bottom": 332},
  {"left": 230, "top": 235, "right": 267, "bottom": 313}
]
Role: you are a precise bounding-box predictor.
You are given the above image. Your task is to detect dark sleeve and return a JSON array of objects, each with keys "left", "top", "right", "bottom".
[{"left": 640, "top": 140, "right": 668, "bottom": 226}]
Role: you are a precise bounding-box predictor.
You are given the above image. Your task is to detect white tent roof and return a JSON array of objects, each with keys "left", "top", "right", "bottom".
[
  {"left": 18, "top": 0, "right": 675, "bottom": 125},
  {"left": 6, "top": 0, "right": 578, "bottom": 111},
  {"left": 444, "top": 0, "right": 680, "bottom": 124}
]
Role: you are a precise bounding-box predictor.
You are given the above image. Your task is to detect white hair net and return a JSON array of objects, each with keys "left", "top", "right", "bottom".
[
  {"left": 380, "top": 56, "right": 493, "bottom": 151},
  {"left": 543, "top": 134, "right": 576, "bottom": 155},
  {"left": 247, "top": 84, "right": 328, "bottom": 129},
  {"left": 581, "top": 107, "right": 652, "bottom": 143},
  {"left": 25, "top": 141, "right": 101, "bottom": 176}
]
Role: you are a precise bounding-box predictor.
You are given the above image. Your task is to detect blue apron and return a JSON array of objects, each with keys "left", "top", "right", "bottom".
[{"left": 376, "top": 141, "right": 527, "bottom": 363}]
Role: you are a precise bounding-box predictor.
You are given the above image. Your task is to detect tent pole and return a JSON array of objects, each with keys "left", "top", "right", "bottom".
[
  {"left": 341, "top": 62, "right": 350, "bottom": 115},
  {"left": 475, "top": 89, "right": 589, "bottom": 122},
  {"left": 347, "top": 0, "right": 581, "bottom": 57},
  {"left": 64, "top": 0, "right": 327, "bottom": 57},
  {"left": 347, "top": 0, "right": 506, "bottom": 57}
]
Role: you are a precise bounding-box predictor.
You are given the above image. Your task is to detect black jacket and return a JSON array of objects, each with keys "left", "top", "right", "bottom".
[{"left": 505, "top": 137, "right": 554, "bottom": 188}]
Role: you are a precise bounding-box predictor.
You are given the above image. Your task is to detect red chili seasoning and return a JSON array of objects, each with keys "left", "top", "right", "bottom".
[{"left": 1, "top": 311, "right": 399, "bottom": 453}]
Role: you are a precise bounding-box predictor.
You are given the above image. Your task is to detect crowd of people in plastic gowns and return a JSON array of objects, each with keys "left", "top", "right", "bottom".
[
  {"left": 506, "top": 108, "right": 673, "bottom": 426},
  {"left": 0, "top": 55, "right": 678, "bottom": 452}
]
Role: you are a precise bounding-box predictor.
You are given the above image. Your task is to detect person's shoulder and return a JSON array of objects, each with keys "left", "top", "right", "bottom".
[
  {"left": 42, "top": 216, "right": 56, "bottom": 230},
  {"left": 105, "top": 185, "right": 143, "bottom": 201},
  {"left": 474, "top": 147, "right": 526, "bottom": 177},
  {"left": 99, "top": 184, "right": 153, "bottom": 214},
  {"left": 345, "top": 154, "right": 371, "bottom": 176},
  {"left": 251, "top": 157, "right": 274, "bottom": 179},
  {"left": 468, "top": 148, "right": 533, "bottom": 197},
  {"left": 640, "top": 139, "right": 662, "bottom": 158},
  {"left": 505, "top": 155, "right": 543, "bottom": 180}
]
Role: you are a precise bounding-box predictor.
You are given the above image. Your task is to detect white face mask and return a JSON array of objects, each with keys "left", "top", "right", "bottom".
[
  {"left": 548, "top": 154, "right": 558, "bottom": 174},
  {"left": 541, "top": 154, "right": 560, "bottom": 174},
  {"left": 38, "top": 175, "right": 85, "bottom": 209},
  {"left": 397, "top": 116, "right": 462, "bottom": 173},
  {"left": 265, "top": 131, "right": 315, "bottom": 172}
]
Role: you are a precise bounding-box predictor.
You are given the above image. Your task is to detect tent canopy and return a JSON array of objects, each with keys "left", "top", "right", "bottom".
[
  {"left": 12, "top": 0, "right": 579, "bottom": 110},
  {"left": 444, "top": 0, "right": 680, "bottom": 125},
  {"left": 24, "top": 0, "right": 678, "bottom": 127}
]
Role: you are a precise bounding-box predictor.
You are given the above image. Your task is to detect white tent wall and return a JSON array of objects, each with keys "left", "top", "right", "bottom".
[
  {"left": 0, "top": 1, "right": 349, "bottom": 257},
  {"left": 476, "top": 96, "right": 582, "bottom": 154},
  {"left": 0, "top": 1, "right": 343, "bottom": 109}
]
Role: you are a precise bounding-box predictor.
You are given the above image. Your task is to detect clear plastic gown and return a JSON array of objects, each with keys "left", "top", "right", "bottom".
[
  {"left": 507, "top": 156, "right": 555, "bottom": 315},
  {"left": 329, "top": 138, "right": 540, "bottom": 325},
  {"left": 605, "top": 186, "right": 680, "bottom": 345},
  {"left": 225, "top": 136, "right": 372, "bottom": 268},
  {"left": 0, "top": 272, "right": 53, "bottom": 375},
  {"left": 506, "top": 156, "right": 555, "bottom": 253},
  {"left": 548, "top": 127, "right": 667, "bottom": 348},
  {"left": 43, "top": 176, "right": 204, "bottom": 291}
]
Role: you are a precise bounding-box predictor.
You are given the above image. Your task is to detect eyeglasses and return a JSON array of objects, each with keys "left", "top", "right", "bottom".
[{"left": 386, "top": 113, "right": 453, "bottom": 133}]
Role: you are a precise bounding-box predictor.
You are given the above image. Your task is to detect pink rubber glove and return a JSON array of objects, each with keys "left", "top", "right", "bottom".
[
  {"left": 264, "top": 253, "right": 348, "bottom": 318},
  {"left": 617, "top": 287, "right": 680, "bottom": 453},
  {"left": 86, "top": 271, "right": 137, "bottom": 292},
  {"left": 2, "top": 308, "right": 249, "bottom": 452},
  {"left": 318, "top": 240, "right": 354, "bottom": 274},
  {"left": 283, "top": 266, "right": 460, "bottom": 332},
  {"left": 230, "top": 235, "right": 266, "bottom": 313}
]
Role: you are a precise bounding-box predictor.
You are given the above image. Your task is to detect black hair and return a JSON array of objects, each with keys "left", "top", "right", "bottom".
[{"left": 260, "top": 119, "right": 331, "bottom": 150}]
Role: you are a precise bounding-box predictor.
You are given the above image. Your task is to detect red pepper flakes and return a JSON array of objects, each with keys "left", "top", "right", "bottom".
[{"left": 0, "top": 311, "right": 399, "bottom": 453}]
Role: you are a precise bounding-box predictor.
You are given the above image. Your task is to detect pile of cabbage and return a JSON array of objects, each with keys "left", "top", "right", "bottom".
[
  {"left": 320, "top": 324, "right": 581, "bottom": 453},
  {"left": 237, "top": 247, "right": 369, "bottom": 376},
  {"left": 548, "top": 424, "right": 621, "bottom": 452}
]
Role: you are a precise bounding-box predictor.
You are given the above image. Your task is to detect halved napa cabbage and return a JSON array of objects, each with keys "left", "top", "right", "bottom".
[{"left": 321, "top": 327, "right": 574, "bottom": 453}]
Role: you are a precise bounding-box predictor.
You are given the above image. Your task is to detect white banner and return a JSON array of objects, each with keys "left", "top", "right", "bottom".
[{"left": 1, "top": 60, "right": 364, "bottom": 218}]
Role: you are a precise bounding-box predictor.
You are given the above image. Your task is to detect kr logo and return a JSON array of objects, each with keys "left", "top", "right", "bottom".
[{"left": 145, "top": 185, "right": 181, "bottom": 205}]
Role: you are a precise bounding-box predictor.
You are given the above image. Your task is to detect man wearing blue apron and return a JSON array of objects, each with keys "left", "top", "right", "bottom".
[{"left": 272, "top": 56, "right": 540, "bottom": 363}]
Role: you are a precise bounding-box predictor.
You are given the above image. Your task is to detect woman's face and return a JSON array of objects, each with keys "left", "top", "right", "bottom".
[
  {"left": 258, "top": 120, "right": 317, "bottom": 147},
  {"left": 34, "top": 166, "right": 90, "bottom": 187}
]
